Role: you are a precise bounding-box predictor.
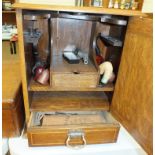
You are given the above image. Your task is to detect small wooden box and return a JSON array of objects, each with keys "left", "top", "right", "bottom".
[{"left": 51, "top": 55, "right": 99, "bottom": 88}]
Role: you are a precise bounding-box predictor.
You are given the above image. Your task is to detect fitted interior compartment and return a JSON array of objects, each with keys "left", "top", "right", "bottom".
[
  {"left": 23, "top": 11, "right": 127, "bottom": 90},
  {"left": 27, "top": 111, "right": 120, "bottom": 146},
  {"left": 50, "top": 16, "right": 99, "bottom": 88},
  {"left": 42, "top": 113, "right": 106, "bottom": 126},
  {"left": 23, "top": 12, "right": 51, "bottom": 87},
  {"left": 29, "top": 111, "right": 119, "bottom": 127},
  {"left": 30, "top": 91, "right": 110, "bottom": 112}
]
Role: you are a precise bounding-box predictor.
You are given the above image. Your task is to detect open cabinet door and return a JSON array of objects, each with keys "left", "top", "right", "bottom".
[{"left": 111, "top": 16, "right": 153, "bottom": 155}]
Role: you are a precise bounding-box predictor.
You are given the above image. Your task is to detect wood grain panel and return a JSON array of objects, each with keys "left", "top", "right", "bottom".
[
  {"left": 16, "top": 9, "right": 30, "bottom": 122},
  {"left": 23, "top": 18, "right": 39, "bottom": 84},
  {"left": 2, "top": 94, "right": 25, "bottom": 137},
  {"left": 2, "top": 109, "right": 16, "bottom": 137},
  {"left": 111, "top": 17, "right": 153, "bottom": 155},
  {"left": 2, "top": 38, "right": 25, "bottom": 137},
  {"left": 51, "top": 18, "right": 92, "bottom": 56},
  {"left": 30, "top": 92, "right": 109, "bottom": 111},
  {"left": 2, "top": 47, "right": 25, "bottom": 137},
  {"left": 28, "top": 127, "right": 119, "bottom": 146},
  {"left": 2, "top": 60, "right": 21, "bottom": 108},
  {"left": 27, "top": 112, "right": 120, "bottom": 146},
  {"left": 34, "top": 18, "right": 50, "bottom": 62},
  {"left": 28, "top": 78, "right": 114, "bottom": 91}
]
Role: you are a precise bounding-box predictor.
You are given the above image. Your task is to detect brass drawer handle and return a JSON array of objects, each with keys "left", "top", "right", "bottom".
[{"left": 66, "top": 130, "right": 86, "bottom": 149}]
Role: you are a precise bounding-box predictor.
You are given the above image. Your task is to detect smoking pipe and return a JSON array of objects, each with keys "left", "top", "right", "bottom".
[{"left": 99, "top": 61, "right": 115, "bottom": 84}]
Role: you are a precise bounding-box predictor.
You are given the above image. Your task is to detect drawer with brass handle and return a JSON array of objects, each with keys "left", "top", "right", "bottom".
[{"left": 27, "top": 111, "right": 120, "bottom": 147}]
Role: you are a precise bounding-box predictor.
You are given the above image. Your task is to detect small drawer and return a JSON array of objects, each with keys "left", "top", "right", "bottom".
[
  {"left": 52, "top": 73, "right": 98, "bottom": 88},
  {"left": 27, "top": 111, "right": 120, "bottom": 147}
]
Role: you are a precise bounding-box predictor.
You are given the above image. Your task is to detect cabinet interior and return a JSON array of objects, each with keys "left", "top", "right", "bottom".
[{"left": 22, "top": 10, "right": 128, "bottom": 113}]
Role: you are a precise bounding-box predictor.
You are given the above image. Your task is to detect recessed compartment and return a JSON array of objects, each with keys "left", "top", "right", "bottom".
[
  {"left": 50, "top": 15, "right": 100, "bottom": 88},
  {"left": 23, "top": 12, "right": 51, "bottom": 86},
  {"left": 30, "top": 91, "right": 110, "bottom": 111},
  {"left": 23, "top": 12, "right": 127, "bottom": 90},
  {"left": 27, "top": 111, "right": 120, "bottom": 147}
]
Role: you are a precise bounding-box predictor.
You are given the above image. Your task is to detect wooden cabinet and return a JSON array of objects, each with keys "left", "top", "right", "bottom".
[
  {"left": 2, "top": 88, "right": 24, "bottom": 137},
  {"left": 14, "top": 3, "right": 152, "bottom": 155},
  {"left": 2, "top": 61, "right": 25, "bottom": 137}
]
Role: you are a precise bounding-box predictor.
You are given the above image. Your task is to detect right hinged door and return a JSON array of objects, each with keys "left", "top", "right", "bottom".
[{"left": 110, "top": 16, "right": 153, "bottom": 155}]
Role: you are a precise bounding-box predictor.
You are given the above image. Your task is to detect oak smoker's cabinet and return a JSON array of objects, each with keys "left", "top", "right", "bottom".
[{"left": 14, "top": 3, "right": 152, "bottom": 155}]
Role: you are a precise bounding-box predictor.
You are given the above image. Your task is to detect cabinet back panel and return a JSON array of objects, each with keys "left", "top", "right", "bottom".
[
  {"left": 23, "top": 15, "right": 50, "bottom": 62},
  {"left": 34, "top": 18, "right": 50, "bottom": 62},
  {"left": 51, "top": 18, "right": 92, "bottom": 55}
]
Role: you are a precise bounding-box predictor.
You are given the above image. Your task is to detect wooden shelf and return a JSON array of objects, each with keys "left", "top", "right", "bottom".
[
  {"left": 30, "top": 91, "right": 110, "bottom": 111},
  {"left": 2, "top": 10, "right": 16, "bottom": 13},
  {"left": 12, "top": 3, "right": 147, "bottom": 17},
  {"left": 28, "top": 79, "right": 114, "bottom": 92}
]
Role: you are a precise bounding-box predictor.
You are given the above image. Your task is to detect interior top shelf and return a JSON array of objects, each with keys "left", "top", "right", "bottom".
[
  {"left": 12, "top": 3, "right": 147, "bottom": 17},
  {"left": 28, "top": 79, "right": 114, "bottom": 92}
]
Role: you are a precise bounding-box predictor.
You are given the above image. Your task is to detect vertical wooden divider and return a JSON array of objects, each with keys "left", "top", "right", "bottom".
[{"left": 16, "top": 9, "right": 30, "bottom": 122}]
